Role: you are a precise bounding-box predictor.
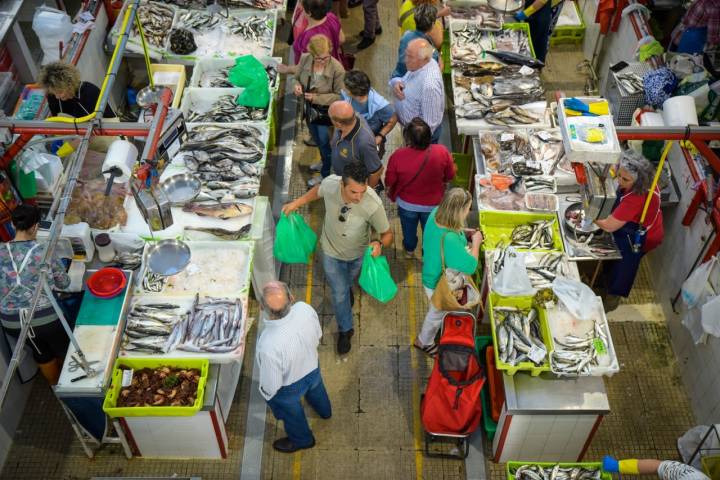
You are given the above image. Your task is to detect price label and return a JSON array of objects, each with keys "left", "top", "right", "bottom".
[
  {"left": 528, "top": 344, "right": 547, "bottom": 364},
  {"left": 121, "top": 368, "right": 134, "bottom": 387},
  {"left": 536, "top": 131, "right": 553, "bottom": 141},
  {"left": 526, "top": 160, "right": 541, "bottom": 170},
  {"left": 593, "top": 338, "right": 608, "bottom": 355},
  {"left": 500, "top": 133, "right": 515, "bottom": 142},
  {"left": 519, "top": 65, "right": 534, "bottom": 76}
]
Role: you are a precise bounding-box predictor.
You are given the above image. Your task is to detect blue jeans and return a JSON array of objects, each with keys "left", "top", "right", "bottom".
[
  {"left": 307, "top": 122, "right": 332, "bottom": 177},
  {"left": 398, "top": 206, "right": 431, "bottom": 253},
  {"left": 321, "top": 253, "right": 363, "bottom": 332},
  {"left": 266, "top": 368, "right": 332, "bottom": 447}
]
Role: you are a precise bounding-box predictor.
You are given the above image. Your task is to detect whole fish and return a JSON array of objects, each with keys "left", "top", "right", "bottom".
[
  {"left": 182, "top": 202, "right": 253, "bottom": 219},
  {"left": 184, "top": 224, "right": 252, "bottom": 240},
  {"left": 488, "top": 50, "right": 544, "bottom": 69}
]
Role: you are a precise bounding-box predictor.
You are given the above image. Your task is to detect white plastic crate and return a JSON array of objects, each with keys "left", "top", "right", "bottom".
[
  {"left": 557, "top": 96, "right": 621, "bottom": 164},
  {"left": 189, "top": 56, "right": 281, "bottom": 92},
  {"left": 179, "top": 87, "right": 268, "bottom": 124}
]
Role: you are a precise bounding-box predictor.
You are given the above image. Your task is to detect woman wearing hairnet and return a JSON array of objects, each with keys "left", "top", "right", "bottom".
[{"left": 593, "top": 150, "right": 664, "bottom": 311}]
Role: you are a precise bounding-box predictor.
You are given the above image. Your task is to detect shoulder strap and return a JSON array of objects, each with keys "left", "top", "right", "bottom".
[
  {"left": 397, "top": 148, "right": 431, "bottom": 198},
  {"left": 439, "top": 231, "right": 448, "bottom": 270},
  {"left": 398, "top": 6, "right": 415, "bottom": 27}
]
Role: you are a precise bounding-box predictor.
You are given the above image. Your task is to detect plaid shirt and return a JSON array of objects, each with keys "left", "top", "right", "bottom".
[
  {"left": 389, "top": 59, "right": 445, "bottom": 132},
  {"left": 672, "top": 0, "right": 720, "bottom": 46}
]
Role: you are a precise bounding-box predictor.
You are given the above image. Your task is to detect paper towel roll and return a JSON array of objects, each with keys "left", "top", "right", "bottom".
[
  {"left": 639, "top": 111, "right": 665, "bottom": 127},
  {"left": 662, "top": 95, "right": 698, "bottom": 127},
  {"left": 102, "top": 140, "right": 138, "bottom": 183}
]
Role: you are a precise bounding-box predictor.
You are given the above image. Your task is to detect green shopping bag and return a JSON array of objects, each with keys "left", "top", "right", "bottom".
[
  {"left": 274, "top": 212, "right": 317, "bottom": 264},
  {"left": 358, "top": 247, "right": 397, "bottom": 304},
  {"left": 228, "top": 55, "right": 270, "bottom": 109}
]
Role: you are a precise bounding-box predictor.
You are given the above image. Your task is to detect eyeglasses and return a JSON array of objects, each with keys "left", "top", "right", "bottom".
[
  {"left": 338, "top": 206, "right": 351, "bottom": 222},
  {"left": 314, "top": 55, "right": 331, "bottom": 62}
]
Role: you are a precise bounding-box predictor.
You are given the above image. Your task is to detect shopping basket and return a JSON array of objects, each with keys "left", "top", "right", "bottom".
[{"left": 420, "top": 311, "right": 485, "bottom": 459}]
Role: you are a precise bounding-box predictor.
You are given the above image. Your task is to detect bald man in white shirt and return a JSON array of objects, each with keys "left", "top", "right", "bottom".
[{"left": 255, "top": 281, "right": 332, "bottom": 453}]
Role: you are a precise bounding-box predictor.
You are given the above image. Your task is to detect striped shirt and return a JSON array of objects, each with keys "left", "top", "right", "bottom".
[
  {"left": 255, "top": 302, "right": 322, "bottom": 401},
  {"left": 389, "top": 59, "right": 445, "bottom": 132}
]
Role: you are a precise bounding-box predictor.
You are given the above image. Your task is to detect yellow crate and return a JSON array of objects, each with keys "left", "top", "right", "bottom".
[
  {"left": 150, "top": 64, "right": 187, "bottom": 108},
  {"left": 103, "top": 357, "right": 209, "bottom": 418},
  {"left": 488, "top": 292, "right": 553, "bottom": 376}
]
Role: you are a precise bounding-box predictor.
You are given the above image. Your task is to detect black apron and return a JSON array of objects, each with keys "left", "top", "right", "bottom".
[{"left": 605, "top": 188, "right": 659, "bottom": 297}]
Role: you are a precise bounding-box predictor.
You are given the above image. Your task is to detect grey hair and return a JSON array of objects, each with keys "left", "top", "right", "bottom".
[
  {"left": 414, "top": 4, "right": 437, "bottom": 33},
  {"left": 619, "top": 149, "right": 655, "bottom": 195},
  {"left": 261, "top": 281, "right": 293, "bottom": 319}
]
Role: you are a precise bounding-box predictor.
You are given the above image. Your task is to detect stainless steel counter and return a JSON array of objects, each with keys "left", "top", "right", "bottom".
[{"left": 503, "top": 373, "right": 610, "bottom": 415}]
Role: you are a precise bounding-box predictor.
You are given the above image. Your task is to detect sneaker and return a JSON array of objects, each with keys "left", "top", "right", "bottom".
[
  {"left": 356, "top": 36, "right": 375, "bottom": 50},
  {"left": 309, "top": 162, "right": 323, "bottom": 173},
  {"left": 303, "top": 136, "right": 317, "bottom": 147},
  {"left": 337, "top": 328, "right": 354, "bottom": 354},
  {"left": 603, "top": 294, "right": 621, "bottom": 313},
  {"left": 307, "top": 176, "right": 322, "bottom": 188},
  {"left": 404, "top": 250, "right": 415, "bottom": 259},
  {"left": 273, "top": 437, "right": 316, "bottom": 453}
]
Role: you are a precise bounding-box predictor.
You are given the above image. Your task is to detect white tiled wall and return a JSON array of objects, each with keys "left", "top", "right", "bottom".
[
  {"left": 646, "top": 145, "right": 720, "bottom": 425},
  {"left": 494, "top": 413, "right": 599, "bottom": 463}
]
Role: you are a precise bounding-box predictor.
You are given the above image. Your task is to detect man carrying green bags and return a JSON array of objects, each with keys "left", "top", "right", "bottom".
[{"left": 283, "top": 162, "right": 393, "bottom": 354}]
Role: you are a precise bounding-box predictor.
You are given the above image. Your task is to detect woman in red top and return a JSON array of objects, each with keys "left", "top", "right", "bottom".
[
  {"left": 594, "top": 150, "right": 664, "bottom": 311},
  {"left": 386, "top": 117, "right": 456, "bottom": 258}
]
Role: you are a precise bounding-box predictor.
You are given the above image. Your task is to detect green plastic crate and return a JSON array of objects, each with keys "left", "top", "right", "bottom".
[
  {"left": 502, "top": 23, "right": 536, "bottom": 59},
  {"left": 480, "top": 385, "right": 497, "bottom": 440},
  {"left": 479, "top": 210, "right": 564, "bottom": 252},
  {"left": 103, "top": 357, "right": 209, "bottom": 418},
  {"left": 506, "top": 462, "right": 611, "bottom": 480},
  {"left": 550, "top": 1, "right": 585, "bottom": 47},
  {"left": 476, "top": 336, "right": 497, "bottom": 440},
  {"left": 452, "top": 152, "right": 473, "bottom": 189},
  {"left": 488, "top": 292, "right": 553, "bottom": 376},
  {"left": 442, "top": 29, "right": 451, "bottom": 75}
]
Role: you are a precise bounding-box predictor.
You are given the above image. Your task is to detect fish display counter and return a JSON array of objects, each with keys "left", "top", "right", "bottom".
[
  {"left": 448, "top": 20, "right": 550, "bottom": 135},
  {"left": 492, "top": 374, "right": 610, "bottom": 463},
  {"left": 108, "top": 1, "right": 278, "bottom": 61}
]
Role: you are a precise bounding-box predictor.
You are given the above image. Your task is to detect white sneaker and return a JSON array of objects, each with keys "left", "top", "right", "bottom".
[
  {"left": 404, "top": 250, "right": 416, "bottom": 259},
  {"left": 309, "top": 162, "right": 323, "bottom": 173},
  {"left": 307, "top": 176, "right": 323, "bottom": 188}
]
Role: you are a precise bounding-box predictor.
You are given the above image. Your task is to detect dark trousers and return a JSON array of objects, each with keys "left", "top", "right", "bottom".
[
  {"left": 362, "top": 0, "right": 380, "bottom": 38},
  {"left": 266, "top": 368, "right": 332, "bottom": 447},
  {"left": 398, "top": 206, "right": 431, "bottom": 253},
  {"left": 526, "top": 0, "right": 553, "bottom": 63}
]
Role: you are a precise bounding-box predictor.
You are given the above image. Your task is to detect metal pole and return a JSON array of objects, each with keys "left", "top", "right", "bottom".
[{"left": 0, "top": 0, "right": 141, "bottom": 410}]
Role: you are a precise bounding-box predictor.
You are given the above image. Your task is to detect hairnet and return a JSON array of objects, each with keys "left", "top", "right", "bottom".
[{"left": 619, "top": 149, "right": 655, "bottom": 194}]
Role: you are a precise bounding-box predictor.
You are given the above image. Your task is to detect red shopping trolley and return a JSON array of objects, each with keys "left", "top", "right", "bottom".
[{"left": 420, "top": 311, "right": 485, "bottom": 459}]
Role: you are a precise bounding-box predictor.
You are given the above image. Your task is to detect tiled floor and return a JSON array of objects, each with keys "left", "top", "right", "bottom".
[{"left": 0, "top": 7, "right": 699, "bottom": 480}]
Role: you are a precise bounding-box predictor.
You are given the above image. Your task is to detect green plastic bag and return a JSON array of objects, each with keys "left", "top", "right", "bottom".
[
  {"left": 274, "top": 212, "right": 317, "bottom": 264},
  {"left": 358, "top": 247, "right": 397, "bottom": 304},
  {"left": 228, "top": 55, "right": 270, "bottom": 109}
]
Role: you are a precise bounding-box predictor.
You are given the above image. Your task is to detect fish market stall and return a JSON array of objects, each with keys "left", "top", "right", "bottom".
[
  {"left": 54, "top": 269, "right": 135, "bottom": 458},
  {"left": 108, "top": 1, "right": 277, "bottom": 61}
]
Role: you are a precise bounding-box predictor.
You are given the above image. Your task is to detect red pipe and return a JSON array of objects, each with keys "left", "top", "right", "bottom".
[
  {"left": 616, "top": 131, "right": 720, "bottom": 141},
  {"left": 680, "top": 146, "right": 708, "bottom": 226},
  {"left": 0, "top": 134, "right": 33, "bottom": 170},
  {"left": 142, "top": 88, "right": 173, "bottom": 163},
  {"left": 692, "top": 141, "right": 720, "bottom": 175}
]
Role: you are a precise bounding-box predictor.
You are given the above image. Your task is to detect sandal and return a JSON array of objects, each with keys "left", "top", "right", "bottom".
[{"left": 413, "top": 340, "right": 438, "bottom": 358}]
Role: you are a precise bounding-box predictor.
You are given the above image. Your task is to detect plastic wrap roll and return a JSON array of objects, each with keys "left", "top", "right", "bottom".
[
  {"left": 662, "top": 95, "right": 698, "bottom": 126},
  {"left": 102, "top": 140, "right": 138, "bottom": 183}
]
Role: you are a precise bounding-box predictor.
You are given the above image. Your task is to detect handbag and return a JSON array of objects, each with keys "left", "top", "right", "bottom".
[
  {"left": 339, "top": 50, "right": 355, "bottom": 70},
  {"left": 303, "top": 76, "right": 332, "bottom": 126},
  {"left": 387, "top": 148, "right": 430, "bottom": 202},
  {"left": 431, "top": 233, "right": 481, "bottom": 311}
]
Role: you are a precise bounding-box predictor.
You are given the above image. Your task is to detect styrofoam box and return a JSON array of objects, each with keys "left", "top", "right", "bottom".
[
  {"left": 546, "top": 296, "right": 620, "bottom": 377},
  {"left": 180, "top": 87, "right": 269, "bottom": 124}
]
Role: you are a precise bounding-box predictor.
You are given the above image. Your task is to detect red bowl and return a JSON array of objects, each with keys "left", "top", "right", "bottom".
[{"left": 87, "top": 267, "right": 127, "bottom": 298}]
